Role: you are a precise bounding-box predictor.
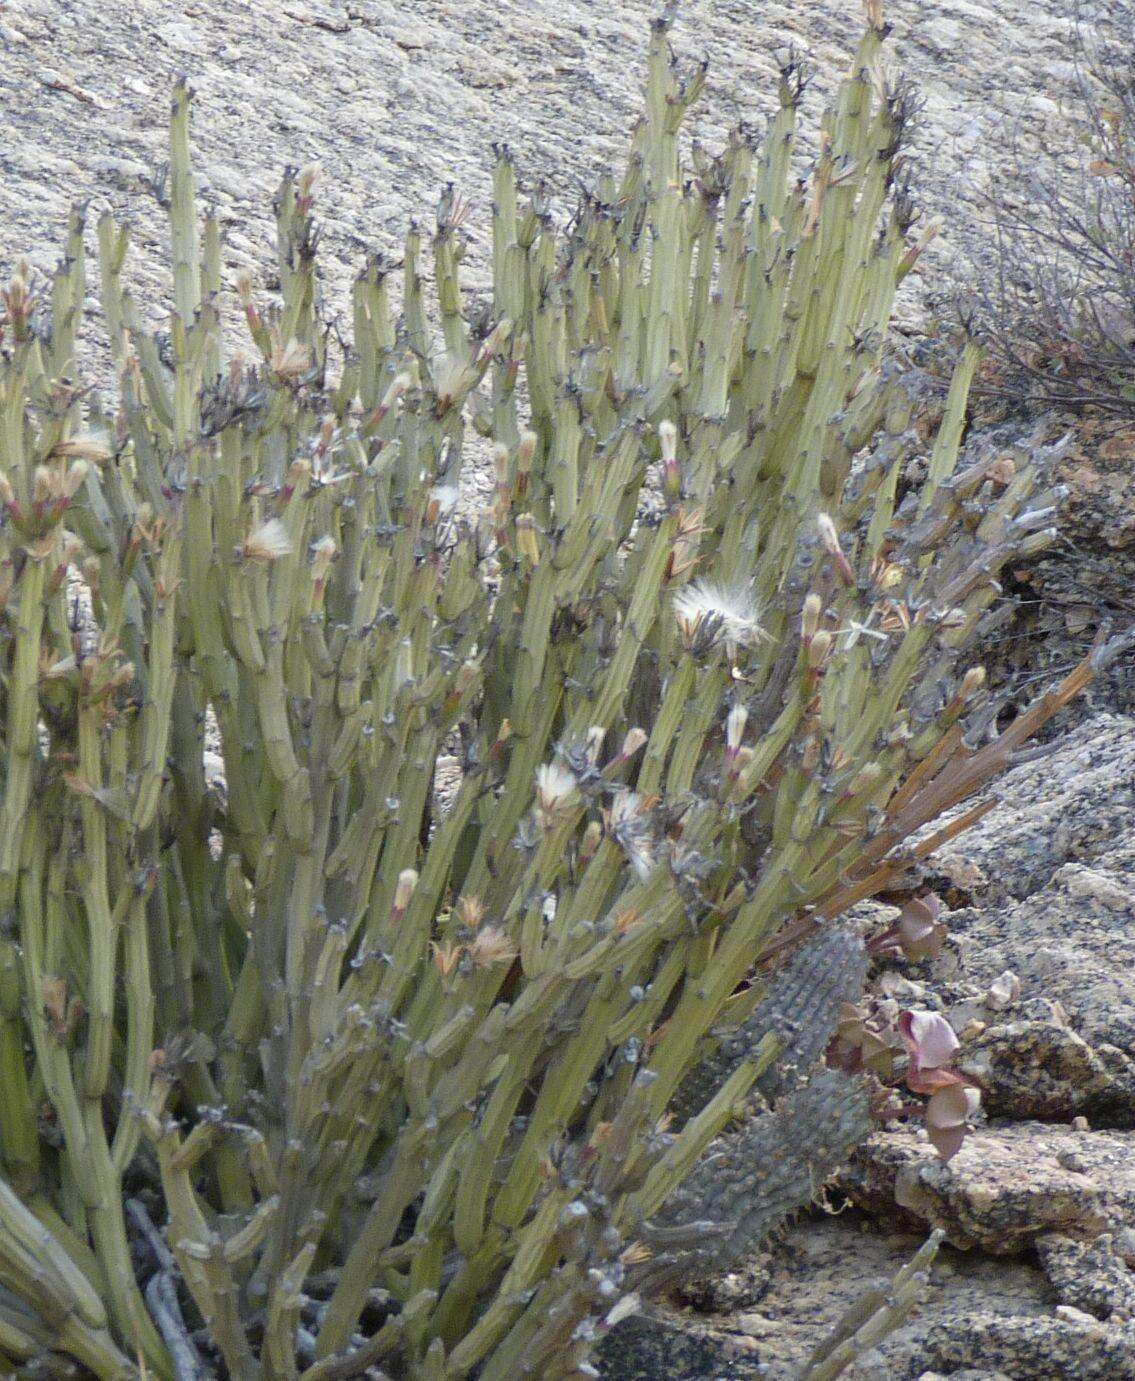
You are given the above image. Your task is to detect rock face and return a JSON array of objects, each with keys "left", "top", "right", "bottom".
[
  {"left": 0, "top": 0, "right": 1123, "bottom": 343},
  {"left": 842, "top": 1123, "right": 1135, "bottom": 1255},
  {"left": 920, "top": 716, "right": 1135, "bottom": 1124},
  {"left": 928, "top": 714, "right": 1135, "bottom": 904},
  {"left": 988, "top": 419, "right": 1135, "bottom": 723}
]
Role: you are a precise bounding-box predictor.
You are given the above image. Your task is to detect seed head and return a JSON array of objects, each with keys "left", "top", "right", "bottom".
[
  {"left": 607, "top": 790, "right": 656, "bottom": 880},
  {"left": 270, "top": 336, "right": 312, "bottom": 380},
  {"left": 467, "top": 927, "right": 517, "bottom": 969},
  {"left": 534, "top": 762, "right": 578, "bottom": 825},
  {"left": 296, "top": 163, "right": 321, "bottom": 201},
  {"left": 242, "top": 519, "right": 293, "bottom": 563},
  {"left": 618, "top": 727, "right": 648, "bottom": 762},
  {"left": 960, "top": 666, "right": 987, "bottom": 700},
  {"left": 672, "top": 581, "right": 767, "bottom": 657}
]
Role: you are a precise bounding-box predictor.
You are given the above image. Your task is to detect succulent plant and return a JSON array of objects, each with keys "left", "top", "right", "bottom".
[{"left": 0, "top": 5, "right": 1128, "bottom": 1377}]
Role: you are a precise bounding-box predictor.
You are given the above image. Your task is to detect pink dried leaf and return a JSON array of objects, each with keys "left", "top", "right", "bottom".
[{"left": 898, "top": 1009, "right": 959, "bottom": 1074}]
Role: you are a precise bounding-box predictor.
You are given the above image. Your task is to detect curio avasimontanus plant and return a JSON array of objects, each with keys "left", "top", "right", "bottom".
[{"left": 0, "top": 4, "right": 1128, "bottom": 1377}]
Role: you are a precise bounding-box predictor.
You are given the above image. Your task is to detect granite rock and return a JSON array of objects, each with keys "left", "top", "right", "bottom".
[
  {"left": 928, "top": 714, "right": 1135, "bottom": 905},
  {"left": 841, "top": 1122, "right": 1135, "bottom": 1254}
]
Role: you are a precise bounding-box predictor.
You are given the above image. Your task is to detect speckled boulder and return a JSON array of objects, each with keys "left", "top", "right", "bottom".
[
  {"left": 920, "top": 1309, "right": 1135, "bottom": 1380},
  {"left": 945, "top": 850, "right": 1135, "bottom": 1061},
  {"left": 929, "top": 715, "right": 1135, "bottom": 904},
  {"left": 1037, "top": 1233, "right": 1135, "bottom": 1323},
  {"left": 956, "top": 1018, "right": 1135, "bottom": 1125},
  {"left": 841, "top": 1123, "right": 1135, "bottom": 1254}
]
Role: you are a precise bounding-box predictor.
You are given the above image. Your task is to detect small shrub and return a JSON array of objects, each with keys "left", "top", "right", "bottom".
[
  {"left": 967, "top": 2, "right": 1135, "bottom": 417},
  {"left": 0, "top": 8, "right": 1123, "bottom": 1377}
]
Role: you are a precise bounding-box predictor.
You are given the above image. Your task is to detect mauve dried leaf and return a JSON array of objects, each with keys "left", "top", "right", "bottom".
[
  {"left": 925, "top": 1084, "right": 982, "bottom": 1161},
  {"left": 899, "top": 1009, "right": 959, "bottom": 1073}
]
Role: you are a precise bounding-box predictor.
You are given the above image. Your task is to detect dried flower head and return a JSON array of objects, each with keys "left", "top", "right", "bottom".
[
  {"left": 607, "top": 790, "right": 656, "bottom": 880},
  {"left": 393, "top": 869, "right": 419, "bottom": 914},
  {"left": 672, "top": 581, "right": 768, "bottom": 657},
  {"left": 426, "top": 484, "right": 460, "bottom": 524},
  {"left": 53, "top": 436, "right": 111, "bottom": 465},
  {"left": 467, "top": 927, "right": 517, "bottom": 969},
  {"left": 618, "top": 727, "right": 648, "bottom": 762},
  {"left": 430, "top": 940, "right": 464, "bottom": 978},
  {"left": 960, "top": 666, "right": 987, "bottom": 700},
  {"left": 534, "top": 762, "right": 579, "bottom": 826},
  {"left": 296, "top": 163, "right": 321, "bottom": 201},
  {"left": 241, "top": 519, "right": 293, "bottom": 563},
  {"left": 580, "top": 821, "right": 603, "bottom": 861},
  {"left": 309, "top": 535, "right": 337, "bottom": 585},
  {"left": 270, "top": 336, "right": 312, "bottom": 380},
  {"left": 816, "top": 512, "right": 855, "bottom": 583},
  {"left": 454, "top": 895, "right": 486, "bottom": 930}
]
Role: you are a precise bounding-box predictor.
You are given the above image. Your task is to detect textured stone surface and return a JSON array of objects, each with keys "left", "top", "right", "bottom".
[
  {"left": 1037, "top": 1233, "right": 1135, "bottom": 1323},
  {"left": 603, "top": 1214, "right": 1058, "bottom": 1379},
  {"left": 955, "top": 1016, "right": 1135, "bottom": 1125},
  {"left": 919, "top": 1310, "right": 1135, "bottom": 1380},
  {"left": 904, "top": 715, "right": 1135, "bottom": 1123},
  {"left": 956, "top": 1018, "right": 1108, "bottom": 1116},
  {"left": 928, "top": 713, "right": 1135, "bottom": 905},
  {"left": 598, "top": 1311, "right": 764, "bottom": 1380},
  {"left": 937, "top": 820, "right": 1135, "bottom": 1125},
  {"left": 841, "top": 1122, "right": 1135, "bottom": 1254},
  {"left": 0, "top": 0, "right": 1122, "bottom": 354}
]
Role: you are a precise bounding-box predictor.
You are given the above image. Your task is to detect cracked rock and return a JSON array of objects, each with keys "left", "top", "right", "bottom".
[
  {"left": 1036, "top": 1232, "right": 1135, "bottom": 1323},
  {"left": 841, "top": 1123, "right": 1135, "bottom": 1254}
]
